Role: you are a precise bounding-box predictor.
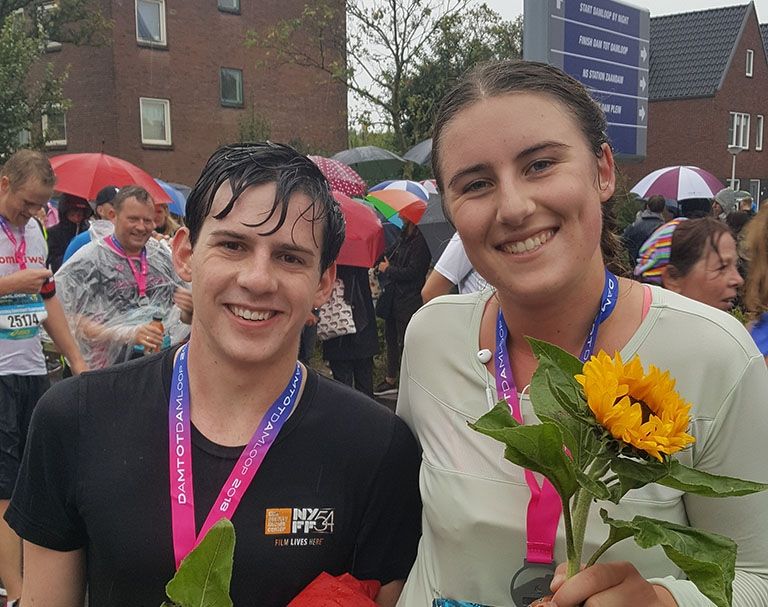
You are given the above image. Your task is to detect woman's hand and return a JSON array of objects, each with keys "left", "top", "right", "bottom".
[{"left": 543, "top": 562, "right": 677, "bottom": 607}]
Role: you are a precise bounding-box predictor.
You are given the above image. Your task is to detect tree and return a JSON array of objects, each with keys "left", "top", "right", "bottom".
[
  {"left": 400, "top": 5, "right": 522, "bottom": 146},
  {"left": 248, "top": 0, "right": 472, "bottom": 152},
  {"left": 0, "top": 0, "right": 110, "bottom": 160}
]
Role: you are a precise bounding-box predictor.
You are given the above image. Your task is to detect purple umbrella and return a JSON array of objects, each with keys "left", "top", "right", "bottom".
[{"left": 630, "top": 166, "right": 724, "bottom": 200}]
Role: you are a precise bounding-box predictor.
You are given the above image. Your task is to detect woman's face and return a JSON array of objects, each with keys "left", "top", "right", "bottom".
[
  {"left": 666, "top": 233, "right": 743, "bottom": 311},
  {"left": 439, "top": 92, "right": 614, "bottom": 301}
]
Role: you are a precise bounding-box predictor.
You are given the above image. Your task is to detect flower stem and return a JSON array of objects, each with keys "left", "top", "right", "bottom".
[
  {"left": 570, "top": 488, "right": 592, "bottom": 569},
  {"left": 562, "top": 496, "right": 580, "bottom": 578}
]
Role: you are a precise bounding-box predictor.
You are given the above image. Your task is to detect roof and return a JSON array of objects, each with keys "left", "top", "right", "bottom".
[
  {"left": 761, "top": 23, "right": 768, "bottom": 57},
  {"left": 649, "top": 4, "right": 749, "bottom": 100}
]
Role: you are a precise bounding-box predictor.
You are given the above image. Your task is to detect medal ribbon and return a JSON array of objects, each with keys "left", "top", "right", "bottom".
[
  {"left": 494, "top": 268, "right": 618, "bottom": 564},
  {"left": 0, "top": 217, "right": 27, "bottom": 270},
  {"left": 168, "top": 343, "right": 304, "bottom": 568},
  {"left": 104, "top": 235, "right": 148, "bottom": 298}
]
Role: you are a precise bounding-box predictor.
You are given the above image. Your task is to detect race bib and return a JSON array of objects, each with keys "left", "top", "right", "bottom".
[{"left": 0, "top": 293, "right": 48, "bottom": 340}]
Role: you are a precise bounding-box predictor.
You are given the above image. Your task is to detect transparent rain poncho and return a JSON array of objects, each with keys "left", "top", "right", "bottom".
[{"left": 55, "top": 236, "right": 190, "bottom": 369}]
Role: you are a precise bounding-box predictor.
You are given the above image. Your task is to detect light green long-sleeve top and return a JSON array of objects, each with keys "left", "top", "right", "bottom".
[{"left": 396, "top": 286, "right": 768, "bottom": 606}]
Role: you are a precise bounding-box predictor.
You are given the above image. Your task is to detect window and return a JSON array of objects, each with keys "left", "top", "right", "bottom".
[
  {"left": 220, "top": 68, "right": 243, "bottom": 107},
  {"left": 729, "top": 112, "right": 750, "bottom": 149},
  {"left": 749, "top": 179, "right": 761, "bottom": 203},
  {"left": 139, "top": 97, "right": 171, "bottom": 145},
  {"left": 42, "top": 109, "right": 66, "bottom": 147},
  {"left": 136, "top": 0, "right": 166, "bottom": 46},
  {"left": 42, "top": 2, "right": 62, "bottom": 51},
  {"left": 757, "top": 115, "right": 764, "bottom": 151},
  {"left": 218, "top": 0, "right": 240, "bottom": 13},
  {"left": 746, "top": 49, "right": 754, "bottom": 77}
]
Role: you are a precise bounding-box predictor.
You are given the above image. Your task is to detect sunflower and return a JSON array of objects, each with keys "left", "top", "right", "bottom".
[{"left": 574, "top": 351, "right": 695, "bottom": 461}]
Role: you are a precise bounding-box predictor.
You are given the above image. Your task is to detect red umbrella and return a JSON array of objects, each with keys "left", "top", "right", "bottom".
[
  {"left": 309, "top": 155, "right": 367, "bottom": 197},
  {"left": 288, "top": 572, "right": 379, "bottom": 606},
  {"left": 630, "top": 165, "right": 724, "bottom": 200},
  {"left": 333, "top": 191, "right": 385, "bottom": 268},
  {"left": 49, "top": 153, "right": 171, "bottom": 203}
]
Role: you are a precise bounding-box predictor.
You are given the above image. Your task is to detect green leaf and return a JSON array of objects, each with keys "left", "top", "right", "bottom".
[
  {"left": 607, "top": 457, "right": 668, "bottom": 503},
  {"left": 165, "top": 518, "right": 235, "bottom": 607},
  {"left": 472, "top": 406, "right": 578, "bottom": 499},
  {"left": 574, "top": 468, "right": 611, "bottom": 501},
  {"left": 659, "top": 460, "right": 768, "bottom": 497},
  {"left": 528, "top": 338, "right": 597, "bottom": 468},
  {"left": 528, "top": 337, "right": 584, "bottom": 378},
  {"left": 600, "top": 510, "right": 736, "bottom": 607}
]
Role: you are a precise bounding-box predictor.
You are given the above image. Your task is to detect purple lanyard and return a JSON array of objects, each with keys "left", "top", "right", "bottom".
[
  {"left": 104, "top": 235, "right": 148, "bottom": 298},
  {"left": 168, "top": 343, "right": 304, "bottom": 568},
  {"left": 494, "top": 268, "right": 618, "bottom": 564},
  {"left": 0, "top": 217, "right": 27, "bottom": 270}
]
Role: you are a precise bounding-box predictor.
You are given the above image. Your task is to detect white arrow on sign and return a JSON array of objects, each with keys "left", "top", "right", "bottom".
[
  {"left": 556, "top": 0, "right": 563, "bottom": 9},
  {"left": 638, "top": 105, "right": 646, "bottom": 121},
  {"left": 640, "top": 76, "right": 647, "bottom": 91},
  {"left": 640, "top": 46, "right": 648, "bottom": 62}
]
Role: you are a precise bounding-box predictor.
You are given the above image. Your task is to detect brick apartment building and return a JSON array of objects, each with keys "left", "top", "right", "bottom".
[
  {"left": 35, "top": 0, "right": 348, "bottom": 186},
  {"left": 619, "top": 2, "right": 768, "bottom": 203}
]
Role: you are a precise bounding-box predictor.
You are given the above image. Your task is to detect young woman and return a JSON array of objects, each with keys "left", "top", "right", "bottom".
[
  {"left": 395, "top": 61, "right": 768, "bottom": 606},
  {"left": 634, "top": 217, "right": 744, "bottom": 312}
]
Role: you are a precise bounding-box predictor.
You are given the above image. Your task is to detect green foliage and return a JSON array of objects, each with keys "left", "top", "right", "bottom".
[
  {"left": 237, "top": 102, "right": 271, "bottom": 143},
  {"left": 162, "top": 519, "right": 235, "bottom": 607},
  {"left": 0, "top": 0, "right": 111, "bottom": 160},
  {"left": 471, "top": 403, "right": 578, "bottom": 500},
  {"left": 400, "top": 6, "right": 523, "bottom": 146},
  {"left": 600, "top": 510, "right": 736, "bottom": 607}
]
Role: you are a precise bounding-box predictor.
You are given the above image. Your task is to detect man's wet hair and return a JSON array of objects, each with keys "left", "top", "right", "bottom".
[{"left": 185, "top": 142, "right": 345, "bottom": 272}]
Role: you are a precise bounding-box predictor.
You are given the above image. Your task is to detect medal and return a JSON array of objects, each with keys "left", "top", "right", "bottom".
[
  {"left": 510, "top": 560, "right": 555, "bottom": 607},
  {"left": 138, "top": 295, "right": 149, "bottom": 307}
]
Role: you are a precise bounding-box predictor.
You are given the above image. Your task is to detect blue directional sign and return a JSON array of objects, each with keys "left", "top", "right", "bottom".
[{"left": 524, "top": 0, "right": 650, "bottom": 160}]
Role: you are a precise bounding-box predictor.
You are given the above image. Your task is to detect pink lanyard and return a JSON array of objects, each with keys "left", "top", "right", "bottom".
[
  {"left": 0, "top": 218, "right": 27, "bottom": 270},
  {"left": 104, "top": 235, "right": 148, "bottom": 298},
  {"left": 494, "top": 269, "right": 618, "bottom": 564},
  {"left": 168, "top": 343, "right": 304, "bottom": 568}
]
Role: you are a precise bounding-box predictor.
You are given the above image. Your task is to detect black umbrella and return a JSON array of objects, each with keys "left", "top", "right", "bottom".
[
  {"left": 403, "top": 138, "right": 432, "bottom": 166},
  {"left": 332, "top": 146, "right": 405, "bottom": 184},
  {"left": 418, "top": 193, "right": 454, "bottom": 264}
]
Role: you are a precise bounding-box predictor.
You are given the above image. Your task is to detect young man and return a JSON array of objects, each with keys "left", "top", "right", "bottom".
[
  {"left": 7, "top": 143, "right": 421, "bottom": 607},
  {"left": 55, "top": 185, "right": 191, "bottom": 368},
  {"left": 0, "top": 150, "right": 87, "bottom": 605}
]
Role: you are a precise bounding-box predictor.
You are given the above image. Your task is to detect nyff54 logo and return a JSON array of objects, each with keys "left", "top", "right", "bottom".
[{"left": 265, "top": 507, "right": 335, "bottom": 535}]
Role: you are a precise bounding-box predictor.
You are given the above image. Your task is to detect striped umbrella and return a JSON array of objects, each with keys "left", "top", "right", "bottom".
[
  {"left": 365, "top": 180, "right": 429, "bottom": 227},
  {"left": 630, "top": 166, "right": 724, "bottom": 200}
]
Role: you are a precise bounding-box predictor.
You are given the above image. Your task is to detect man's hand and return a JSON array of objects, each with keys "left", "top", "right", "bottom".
[
  {"left": 377, "top": 257, "right": 390, "bottom": 273},
  {"left": 2, "top": 268, "right": 52, "bottom": 294},
  {"left": 133, "top": 323, "right": 163, "bottom": 352}
]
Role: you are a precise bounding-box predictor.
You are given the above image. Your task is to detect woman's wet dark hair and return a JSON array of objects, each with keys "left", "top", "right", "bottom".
[
  {"left": 666, "top": 217, "right": 734, "bottom": 279},
  {"left": 431, "top": 59, "right": 626, "bottom": 274},
  {"left": 185, "top": 142, "right": 345, "bottom": 272}
]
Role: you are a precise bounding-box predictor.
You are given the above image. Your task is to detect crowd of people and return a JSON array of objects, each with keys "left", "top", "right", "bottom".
[{"left": 0, "top": 58, "right": 766, "bottom": 607}]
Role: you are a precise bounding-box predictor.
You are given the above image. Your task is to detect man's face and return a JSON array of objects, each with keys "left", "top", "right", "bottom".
[
  {"left": 113, "top": 197, "right": 156, "bottom": 254},
  {"left": 172, "top": 181, "right": 335, "bottom": 370},
  {"left": 0, "top": 176, "right": 52, "bottom": 227}
]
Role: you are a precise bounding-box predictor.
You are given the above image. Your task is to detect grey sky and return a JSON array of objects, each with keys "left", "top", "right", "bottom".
[{"left": 486, "top": 0, "right": 768, "bottom": 22}]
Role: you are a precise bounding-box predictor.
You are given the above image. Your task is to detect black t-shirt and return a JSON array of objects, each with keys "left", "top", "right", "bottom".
[{"left": 7, "top": 350, "right": 422, "bottom": 606}]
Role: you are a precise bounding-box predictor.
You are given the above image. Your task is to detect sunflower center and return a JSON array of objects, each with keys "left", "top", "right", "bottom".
[{"left": 633, "top": 398, "right": 656, "bottom": 423}]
